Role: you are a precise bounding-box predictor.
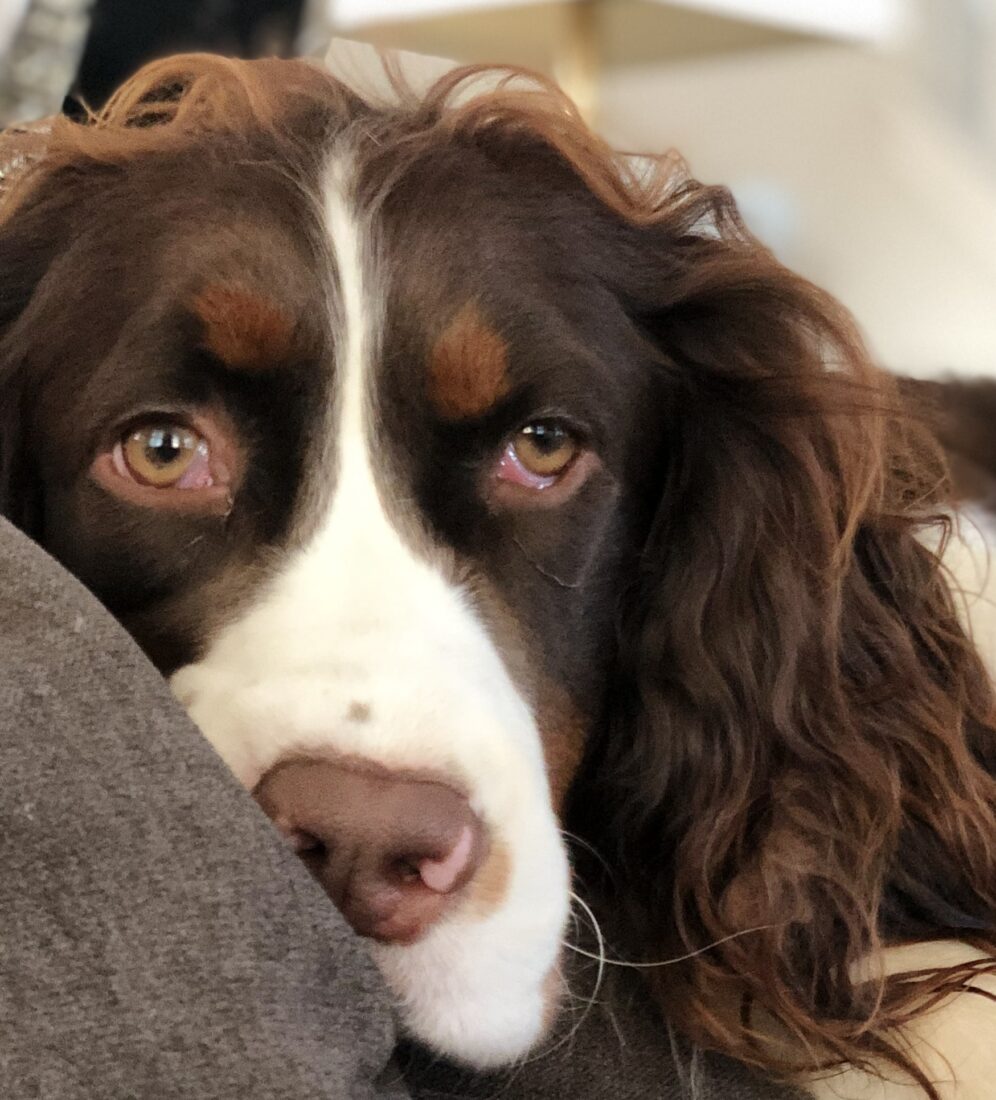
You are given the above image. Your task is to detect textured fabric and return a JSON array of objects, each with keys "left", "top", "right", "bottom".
[{"left": 0, "top": 517, "right": 408, "bottom": 1100}]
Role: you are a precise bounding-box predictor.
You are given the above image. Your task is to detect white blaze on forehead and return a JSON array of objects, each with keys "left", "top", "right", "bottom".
[
  {"left": 169, "top": 153, "right": 571, "bottom": 1067},
  {"left": 323, "top": 156, "right": 371, "bottom": 480}
]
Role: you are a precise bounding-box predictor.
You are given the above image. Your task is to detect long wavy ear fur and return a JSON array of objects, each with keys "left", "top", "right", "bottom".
[
  {"left": 900, "top": 375, "right": 996, "bottom": 509},
  {"left": 0, "top": 120, "right": 85, "bottom": 532},
  {"left": 570, "top": 185, "right": 996, "bottom": 1092},
  {"left": 0, "top": 163, "right": 60, "bottom": 531}
]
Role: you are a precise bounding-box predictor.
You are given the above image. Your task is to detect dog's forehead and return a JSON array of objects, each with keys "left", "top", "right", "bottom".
[
  {"left": 156, "top": 108, "right": 588, "bottom": 365},
  {"left": 147, "top": 130, "right": 554, "bottom": 379},
  {"left": 45, "top": 115, "right": 608, "bottom": 456},
  {"left": 37, "top": 148, "right": 323, "bottom": 353},
  {"left": 341, "top": 133, "right": 592, "bottom": 417}
]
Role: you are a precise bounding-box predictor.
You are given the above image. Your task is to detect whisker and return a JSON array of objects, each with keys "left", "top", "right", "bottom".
[
  {"left": 564, "top": 923, "right": 775, "bottom": 970},
  {"left": 568, "top": 890, "right": 607, "bottom": 1001}
]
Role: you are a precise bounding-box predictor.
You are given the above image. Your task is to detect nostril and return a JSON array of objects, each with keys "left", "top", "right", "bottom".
[
  {"left": 288, "top": 828, "right": 324, "bottom": 857},
  {"left": 415, "top": 823, "right": 476, "bottom": 894},
  {"left": 269, "top": 815, "right": 326, "bottom": 859},
  {"left": 390, "top": 857, "right": 422, "bottom": 884},
  {"left": 385, "top": 823, "right": 475, "bottom": 894}
]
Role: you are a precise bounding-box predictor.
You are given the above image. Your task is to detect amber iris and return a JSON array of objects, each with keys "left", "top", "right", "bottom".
[
  {"left": 122, "top": 424, "right": 204, "bottom": 487},
  {"left": 512, "top": 422, "right": 578, "bottom": 478}
]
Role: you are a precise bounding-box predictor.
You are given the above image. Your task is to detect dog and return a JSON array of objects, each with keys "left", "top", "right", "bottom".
[{"left": 1, "top": 54, "right": 994, "bottom": 1099}]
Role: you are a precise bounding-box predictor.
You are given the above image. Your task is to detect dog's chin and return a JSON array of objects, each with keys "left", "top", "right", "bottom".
[
  {"left": 373, "top": 910, "right": 567, "bottom": 1069},
  {"left": 368, "top": 824, "right": 572, "bottom": 1069}
]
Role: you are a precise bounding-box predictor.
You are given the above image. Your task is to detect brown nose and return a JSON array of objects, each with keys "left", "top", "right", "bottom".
[{"left": 254, "top": 759, "right": 487, "bottom": 944}]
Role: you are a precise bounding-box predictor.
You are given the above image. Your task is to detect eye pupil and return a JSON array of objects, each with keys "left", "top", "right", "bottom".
[{"left": 144, "top": 428, "right": 189, "bottom": 468}]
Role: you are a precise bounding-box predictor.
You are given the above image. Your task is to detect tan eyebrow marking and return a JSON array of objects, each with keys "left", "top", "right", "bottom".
[
  {"left": 428, "top": 302, "right": 510, "bottom": 419},
  {"left": 193, "top": 282, "right": 295, "bottom": 370}
]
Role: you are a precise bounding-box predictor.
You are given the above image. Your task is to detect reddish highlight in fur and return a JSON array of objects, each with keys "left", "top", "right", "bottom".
[
  {"left": 429, "top": 303, "right": 510, "bottom": 419},
  {"left": 193, "top": 283, "right": 294, "bottom": 370}
]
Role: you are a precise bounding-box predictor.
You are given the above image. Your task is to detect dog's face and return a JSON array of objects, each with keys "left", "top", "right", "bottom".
[
  {"left": 8, "top": 55, "right": 995, "bottom": 1090},
  {"left": 0, "top": 61, "right": 667, "bottom": 1065}
]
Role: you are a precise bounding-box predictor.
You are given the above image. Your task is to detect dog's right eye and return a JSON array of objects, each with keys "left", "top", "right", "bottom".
[
  {"left": 90, "top": 412, "right": 238, "bottom": 513},
  {"left": 118, "top": 424, "right": 212, "bottom": 489}
]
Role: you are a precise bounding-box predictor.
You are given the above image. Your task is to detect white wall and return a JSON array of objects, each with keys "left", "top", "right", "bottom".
[{"left": 600, "top": 44, "right": 996, "bottom": 377}]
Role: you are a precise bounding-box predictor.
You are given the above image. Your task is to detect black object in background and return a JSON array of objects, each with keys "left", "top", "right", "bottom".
[{"left": 74, "top": 0, "right": 306, "bottom": 109}]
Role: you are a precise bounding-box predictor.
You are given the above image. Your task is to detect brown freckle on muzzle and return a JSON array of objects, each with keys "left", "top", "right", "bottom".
[
  {"left": 428, "top": 302, "right": 510, "bottom": 419},
  {"left": 194, "top": 282, "right": 295, "bottom": 370},
  {"left": 347, "top": 701, "right": 371, "bottom": 722}
]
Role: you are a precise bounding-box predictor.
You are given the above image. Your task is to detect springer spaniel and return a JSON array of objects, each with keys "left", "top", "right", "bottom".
[{"left": 1, "top": 55, "right": 994, "bottom": 1100}]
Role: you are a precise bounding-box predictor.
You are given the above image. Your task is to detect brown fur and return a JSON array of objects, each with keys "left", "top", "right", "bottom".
[
  {"left": 194, "top": 282, "right": 295, "bottom": 370},
  {"left": 2, "top": 53, "right": 995, "bottom": 1098},
  {"left": 428, "top": 303, "right": 510, "bottom": 419},
  {"left": 901, "top": 376, "right": 996, "bottom": 510},
  {"left": 535, "top": 685, "right": 589, "bottom": 811}
]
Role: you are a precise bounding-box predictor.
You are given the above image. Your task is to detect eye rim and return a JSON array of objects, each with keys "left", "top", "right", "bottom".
[
  {"left": 89, "top": 408, "right": 240, "bottom": 514},
  {"left": 490, "top": 415, "right": 599, "bottom": 508}
]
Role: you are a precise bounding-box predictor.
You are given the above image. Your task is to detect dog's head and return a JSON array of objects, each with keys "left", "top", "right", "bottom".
[
  {"left": 2, "top": 55, "right": 995, "bottom": 1084},
  {"left": 0, "top": 56, "right": 657, "bottom": 1064}
]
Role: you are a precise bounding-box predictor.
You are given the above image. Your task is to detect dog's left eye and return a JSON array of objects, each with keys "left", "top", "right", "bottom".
[
  {"left": 498, "top": 421, "right": 580, "bottom": 489},
  {"left": 115, "top": 423, "right": 213, "bottom": 489}
]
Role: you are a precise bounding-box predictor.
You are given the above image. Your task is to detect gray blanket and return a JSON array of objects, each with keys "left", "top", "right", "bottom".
[{"left": 0, "top": 516, "right": 797, "bottom": 1099}]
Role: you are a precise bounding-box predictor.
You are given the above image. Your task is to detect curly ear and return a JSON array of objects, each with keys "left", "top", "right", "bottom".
[
  {"left": 0, "top": 221, "right": 44, "bottom": 532},
  {"left": 571, "top": 187, "right": 996, "bottom": 1092},
  {"left": 0, "top": 124, "right": 63, "bottom": 532}
]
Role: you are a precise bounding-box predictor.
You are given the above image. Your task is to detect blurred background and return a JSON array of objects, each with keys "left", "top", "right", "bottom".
[{"left": 2, "top": 0, "right": 996, "bottom": 379}]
